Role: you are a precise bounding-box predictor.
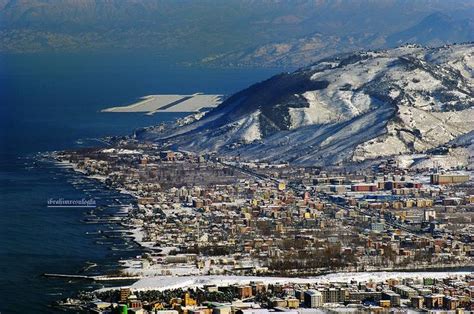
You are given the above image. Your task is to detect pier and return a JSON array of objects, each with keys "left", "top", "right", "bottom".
[{"left": 43, "top": 273, "right": 142, "bottom": 281}]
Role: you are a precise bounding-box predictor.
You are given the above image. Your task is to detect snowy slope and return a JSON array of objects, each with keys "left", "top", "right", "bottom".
[{"left": 140, "top": 44, "right": 474, "bottom": 166}]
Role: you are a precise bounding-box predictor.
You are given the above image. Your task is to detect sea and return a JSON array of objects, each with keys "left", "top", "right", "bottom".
[{"left": 0, "top": 52, "right": 282, "bottom": 313}]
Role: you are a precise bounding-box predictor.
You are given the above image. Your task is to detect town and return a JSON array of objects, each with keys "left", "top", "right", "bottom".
[
  {"left": 82, "top": 272, "right": 474, "bottom": 313},
  {"left": 54, "top": 137, "right": 474, "bottom": 313}
]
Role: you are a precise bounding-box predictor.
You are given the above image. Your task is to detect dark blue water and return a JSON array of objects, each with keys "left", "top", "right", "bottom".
[{"left": 0, "top": 52, "right": 282, "bottom": 313}]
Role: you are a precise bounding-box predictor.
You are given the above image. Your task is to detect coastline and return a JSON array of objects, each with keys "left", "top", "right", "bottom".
[
  {"left": 49, "top": 153, "right": 474, "bottom": 288},
  {"left": 48, "top": 155, "right": 145, "bottom": 271},
  {"left": 50, "top": 154, "right": 152, "bottom": 257},
  {"left": 0, "top": 50, "right": 287, "bottom": 313}
]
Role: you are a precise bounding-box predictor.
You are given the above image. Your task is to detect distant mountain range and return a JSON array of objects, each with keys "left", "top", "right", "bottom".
[
  {"left": 139, "top": 44, "right": 474, "bottom": 167},
  {"left": 387, "top": 12, "right": 474, "bottom": 47},
  {"left": 202, "top": 12, "right": 474, "bottom": 67},
  {"left": 1, "top": 0, "right": 473, "bottom": 67}
]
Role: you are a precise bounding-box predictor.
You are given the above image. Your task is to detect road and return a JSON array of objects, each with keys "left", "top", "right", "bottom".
[{"left": 218, "top": 158, "right": 432, "bottom": 240}]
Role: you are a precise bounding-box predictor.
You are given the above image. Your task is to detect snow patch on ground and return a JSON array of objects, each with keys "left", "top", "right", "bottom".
[
  {"left": 411, "top": 148, "right": 471, "bottom": 170},
  {"left": 232, "top": 110, "right": 262, "bottom": 143},
  {"left": 355, "top": 106, "right": 474, "bottom": 160},
  {"left": 233, "top": 105, "right": 395, "bottom": 166},
  {"left": 101, "top": 271, "right": 472, "bottom": 292}
]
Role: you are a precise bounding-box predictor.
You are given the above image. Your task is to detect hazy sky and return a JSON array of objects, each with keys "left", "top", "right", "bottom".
[{"left": 1, "top": 0, "right": 473, "bottom": 61}]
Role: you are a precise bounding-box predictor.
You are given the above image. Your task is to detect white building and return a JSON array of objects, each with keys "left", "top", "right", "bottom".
[{"left": 304, "top": 290, "right": 323, "bottom": 308}]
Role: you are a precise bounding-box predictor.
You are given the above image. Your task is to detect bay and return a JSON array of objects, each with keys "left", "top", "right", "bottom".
[{"left": 0, "top": 52, "right": 281, "bottom": 313}]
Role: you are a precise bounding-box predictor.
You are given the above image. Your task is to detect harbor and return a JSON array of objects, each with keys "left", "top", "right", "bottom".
[{"left": 43, "top": 273, "right": 142, "bottom": 281}]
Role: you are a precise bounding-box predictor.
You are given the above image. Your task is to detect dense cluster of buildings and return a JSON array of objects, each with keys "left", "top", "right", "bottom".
[
  {"left": 55, "top": 140, "right": 474, "bottom": 312},
  {"left": 85, "top": 274, "right": 474, "bottom": 313}
]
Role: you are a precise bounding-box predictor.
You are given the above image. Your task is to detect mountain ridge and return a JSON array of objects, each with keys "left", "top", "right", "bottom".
[
  {"left": 201, "top": 12, "right": 474, "bottom": 68},
  {"left": 139, "top": 44, "right": 474, "bottom": 167},
  {"left": 2, "top": 0, "right": 473, "bottom": 62}
]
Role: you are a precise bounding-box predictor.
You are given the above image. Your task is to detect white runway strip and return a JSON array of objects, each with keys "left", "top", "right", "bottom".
[{"left": 102, "top": 93, "right": 222, "bottom": 114}]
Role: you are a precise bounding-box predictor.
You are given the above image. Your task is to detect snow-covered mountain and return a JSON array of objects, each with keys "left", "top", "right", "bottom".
[
  {"left": 200, "top": 12, "right": 474, "bottom": 68},
  {"left": 140, "top": 44, "right": 474, "bottom": 166}
]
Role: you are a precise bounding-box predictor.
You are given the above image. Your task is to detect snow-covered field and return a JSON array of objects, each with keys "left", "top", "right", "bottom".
[{"left": 102, "top": 271, "right": 472, "bottom": 292}]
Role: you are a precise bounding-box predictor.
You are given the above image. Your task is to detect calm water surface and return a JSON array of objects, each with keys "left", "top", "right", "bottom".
[{"left": 0, "top": 52, "right": 281, "bottom": 313}]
